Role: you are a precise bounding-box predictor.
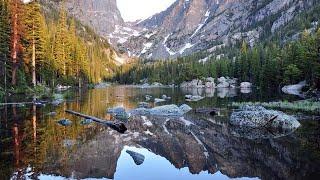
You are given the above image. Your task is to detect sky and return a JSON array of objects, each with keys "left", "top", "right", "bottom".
[{"left": 117, "top": 0, "right": 176, "bottom": 22}]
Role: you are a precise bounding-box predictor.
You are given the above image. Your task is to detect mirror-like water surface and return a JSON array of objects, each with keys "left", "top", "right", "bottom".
[{"left": 1, "top": 86, "right": 319, "bottom": 180}]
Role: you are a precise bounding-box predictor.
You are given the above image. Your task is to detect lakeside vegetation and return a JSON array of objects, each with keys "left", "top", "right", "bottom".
[
  {"left": 114, "top": 29, "right": 320, "bottom": 92},
  {"left": 232, "top": 100, "right": 320, "bottom": 114},
  {"left": 0, "top": 0, "right": 117, "bottom": 102}
]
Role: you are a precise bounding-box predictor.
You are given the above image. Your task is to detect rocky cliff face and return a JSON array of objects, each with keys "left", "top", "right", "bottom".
[
  {"left": 120, "top": 0, "right": 319, "bottom": 59},
  {"left": 42, "top": 0, "right": 320, "bottom": 60},
  {"left": 64, "top": 0, "right": 124, "bottom": 37}
]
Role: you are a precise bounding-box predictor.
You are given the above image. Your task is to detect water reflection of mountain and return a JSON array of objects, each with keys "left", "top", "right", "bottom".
[
  {"left": 52, "top": 113, "right": 319, "bottom": 179},
  {"left": 1, "top": 87, "right": 319, "bottom": 179}
]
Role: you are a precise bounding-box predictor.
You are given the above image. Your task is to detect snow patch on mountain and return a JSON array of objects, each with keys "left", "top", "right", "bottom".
[
  {"left": 140, "top": 42, "right": 153, "bottom": 56},
  {"left": 190, "top": 10, "right": 211, "bottom": 39},
  {"left": 179, "top": 43, "right": 194, "bottom": 54},
  {"left": 163, "top": 34, "right": 176, "bottom": 55}
]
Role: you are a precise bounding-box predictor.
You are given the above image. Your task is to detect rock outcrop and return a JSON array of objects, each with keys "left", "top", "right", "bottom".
[
  {"left": 181, "top": 77, "right": 215, "bottom": 88},
  {"left": 282, "top": 80, "right": 306, "bottom": 97},
  {"left": 122, "top": 0, "right": 319, "bottom": 59},
  {"left": 130, "top": 104, "right": 192, "bottom": 116},
  {"left": 230, "top": 105, "right": 301, "bottom": 130},
  {"left": 216, "top": 77, "right": 237, "bottom": 88}
]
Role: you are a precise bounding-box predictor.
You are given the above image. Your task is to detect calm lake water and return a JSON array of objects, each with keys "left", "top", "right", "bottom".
[{"left": 0, "top": 86, "right": 319, "bottom": 180}]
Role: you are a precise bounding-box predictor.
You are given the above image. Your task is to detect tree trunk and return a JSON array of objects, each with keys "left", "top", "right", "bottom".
[
  {"left": 11, "top": 1, "right": 18, "bottom": 86},
  {"left": 32, "top": 27, "right": 36, "bottom": 87}
]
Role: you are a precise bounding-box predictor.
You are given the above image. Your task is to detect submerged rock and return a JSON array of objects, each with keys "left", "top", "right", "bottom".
[
  {"left": 63, "top": 139, "right": 76, "bottom": 147},
  {"left": 95, "top": 82, "right": 110, "bottom": 89},
  {"left": 145, "top": 95, "right": 152, "bottom": 101},
  {"left": 230, "top": 105, "right": 300, "bottom": 130},
  {"left": 80, "top": 119, "right": 93, "bottom": 125},
  {"left": 107, "top": 107, "right": 131, "bottom": 121},
  {"left": 57, "top": 119, "right": 72, "bottom": 126},
  {"left": 185, "top": 95, "right": 204, "bottom": 102},
  {"left": 154, "top": 98, "right": 166, "bottom": 103},
  {"left": 126, "top": 150, "right": 145, "bottom": 165},
  {"left": 47, "top": 112, "right": 57, "bottom": 116},
  {"left": 138, "top": 102, "right": 150, "bottom": 108},
  {"left": 162, "top": 94, "right": 171, "bottom": 100}
]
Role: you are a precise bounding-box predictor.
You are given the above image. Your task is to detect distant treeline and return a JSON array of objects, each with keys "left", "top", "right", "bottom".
[{"left": 114, "top": 30, "right": 320, "bottom": 91}]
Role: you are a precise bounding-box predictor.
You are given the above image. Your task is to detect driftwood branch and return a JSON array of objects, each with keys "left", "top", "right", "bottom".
[
  {"left": 65, "top": 110, "right": 127, "bottom": 133},
  {"left": 264, "top": 115, "right": 278, "bottom": 128}
]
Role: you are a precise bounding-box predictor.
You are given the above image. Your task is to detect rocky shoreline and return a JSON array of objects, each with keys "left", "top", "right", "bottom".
[{"left": 180, "top": 77, "right": 252, "bottom": 89}]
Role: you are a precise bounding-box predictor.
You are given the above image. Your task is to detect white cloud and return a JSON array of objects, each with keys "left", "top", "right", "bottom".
[{"left": 117, "top": 0, "right": 176, "bottom": 22}]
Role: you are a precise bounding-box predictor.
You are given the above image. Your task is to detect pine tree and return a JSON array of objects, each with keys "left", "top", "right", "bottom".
[
  {"left": 22, "top": 0, "right": 46, "bottom": 86},
  {"left": 54, "top": 6, "right": 71, "bottom": 77},
  {"left": 9, "top": 0, "right": 23, "bottom": 86},
  {"left": 0, "top": 0, "right": 11, "bottom": 90}
]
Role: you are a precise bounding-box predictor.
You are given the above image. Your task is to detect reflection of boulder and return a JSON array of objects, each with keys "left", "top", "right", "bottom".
[
  {"left": 230, "top": 126, "right": 296, "bottom": 139},
  {"left": 240, "top": 88, "right": 252, "bottom": 94},
  {"left": 66, "top": 130, "right": 124, "bottom": 179},
  {"left": 185, "top": 95, "right": 204, "bottom": 102},
  {"left": 126, "top": 150, "right": 145, "bottom": 165},
  {"left": 217, "top": 88, "right": 237, "bottom": 98}
]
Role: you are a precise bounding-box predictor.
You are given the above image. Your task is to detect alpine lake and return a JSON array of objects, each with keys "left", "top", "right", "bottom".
[{"left": 0, "top": 85, "right": 319, "bottom": 180}]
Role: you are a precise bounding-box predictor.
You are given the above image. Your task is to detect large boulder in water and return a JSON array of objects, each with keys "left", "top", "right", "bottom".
[
  {"left": 130, "top": 104, "right": 192, "bottom": 116},
  {"left": 240, "top": 82, "right": 252, "bottom": 89},
  {"left": 230, "top": 105, "right": 300, "bottom": 130},
  {"left": 149, "top": 105, "right": 185, "bottom": 116},
  {"left": 281, "top": 80, "right": 306, "bottom": 97}
]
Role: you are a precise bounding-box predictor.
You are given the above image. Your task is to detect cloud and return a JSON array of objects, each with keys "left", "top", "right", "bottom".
[{"left": 117, "top": 0, "right": 176, "bottom": 22}]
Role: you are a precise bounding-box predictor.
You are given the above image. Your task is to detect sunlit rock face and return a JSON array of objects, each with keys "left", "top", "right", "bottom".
[
  {"left": 41, "top": 0, "right": 320, "bottom": 60},
  {"left": 123, "top": 0, "right": 319, "bottom": 59},
  {"left": 64, "top": 0, "right": 124, "bottom": 37}
]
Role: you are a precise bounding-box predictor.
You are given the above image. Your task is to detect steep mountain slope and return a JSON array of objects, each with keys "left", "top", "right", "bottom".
[
  {"left": 41, "top": 0, "right": 133, "bottom": 65},
  {"left": 65, "top": 0, "right": 124, "bottom": 37},
  {"left": 121, "top": 0, "right": 319, "bottom": 60}
]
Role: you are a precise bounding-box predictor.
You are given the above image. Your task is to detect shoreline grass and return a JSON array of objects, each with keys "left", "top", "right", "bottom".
[{"left": 232, "top": 100, "right": 320, "bottom": 114}]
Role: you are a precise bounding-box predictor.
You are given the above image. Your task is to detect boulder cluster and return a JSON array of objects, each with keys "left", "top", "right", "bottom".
[{"left": 180, "top": 77, "right": 252, "bottom": 89}]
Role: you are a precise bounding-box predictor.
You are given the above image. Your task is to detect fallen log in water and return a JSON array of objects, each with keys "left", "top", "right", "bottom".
[
  {"left": 65, "top": 110, "right": 127, "bottom": 133},
  {"left": 0, "top": 102, "right": 33, "bottom": 106}
]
